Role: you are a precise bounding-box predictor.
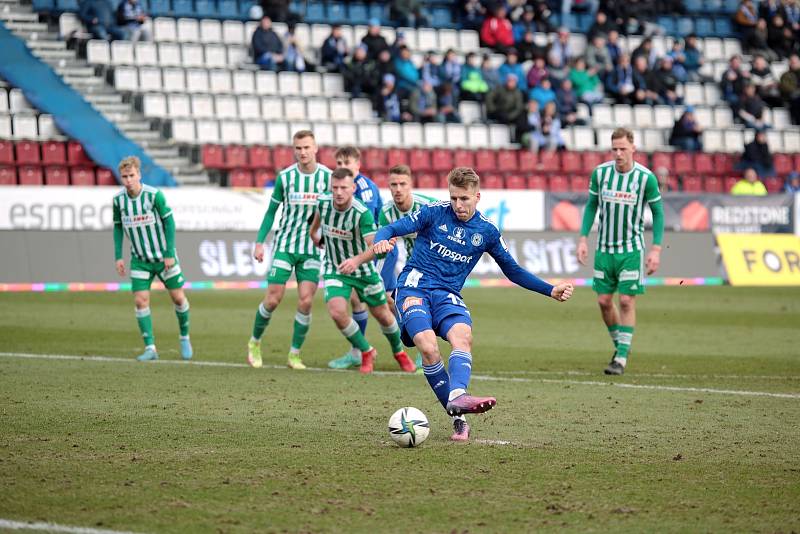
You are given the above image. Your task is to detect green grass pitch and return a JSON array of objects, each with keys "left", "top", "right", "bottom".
[{"left": 1, "top": 286, "right": 799, "bottom": 533}]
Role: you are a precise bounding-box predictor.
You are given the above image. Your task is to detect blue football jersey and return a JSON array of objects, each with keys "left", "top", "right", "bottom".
[{"left": 354, "top": 173, "right": 383, "bottom": 221}]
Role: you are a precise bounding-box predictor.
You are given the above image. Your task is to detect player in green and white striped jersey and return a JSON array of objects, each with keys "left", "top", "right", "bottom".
[
  {"left": 248, "top": 130, "right": 332, "bottom": 371},
  {"left": 112, "top": 156, "right": 192, "bottom": 362},
  {"left": 309, "top": 167, "right": 415, "bottom": 374},
  {"left": 577, "top": 128, "right": 665, "bottom": 376}
]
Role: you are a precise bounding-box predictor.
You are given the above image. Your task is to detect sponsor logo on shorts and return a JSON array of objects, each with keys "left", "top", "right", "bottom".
[
  {"left": 402, "top": 297, "right": 423, "bottom": 311},
  {"left": 471, "top": 233, "right": 483, "bottom": 246},
  {"left": 163, "top": 265, "right": 182, "bottom": 279},
  {"left": 303, "top": 259, "right": 321, "bottom": 270},
  {"left": 428, "top": 242, "right": 473, "bottom": 263},
  {"left": 363, "top": 283, "right": 384, "bottom": 296},
  {"left": 593, "top": 270, "right": 605, "bottom": 279},
  {"left": 130, "top": 269, "right": 150, "bottom": 280},
  {"left": 619, "top": 269, "right": 640, "bottom": 281},
  {"left": 325, "top": 278, "right": 344, "bottom": 288},
  {"left": 403, "top": 308, "right": 428, "bottom": 316}
]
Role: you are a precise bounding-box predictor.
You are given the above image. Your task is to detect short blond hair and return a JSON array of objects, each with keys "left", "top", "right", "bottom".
[
  {"left": 611, "top": 127, "right": 634, "bottom": 143},
  {"left": 447, "top": 167, "right": 480, "bottom": 190},
  {"left": 118, "top": 156, "right": 141, "bottom": 173},
  {"left": 293, "top": 130, "right": 315, "bottom": 142}
]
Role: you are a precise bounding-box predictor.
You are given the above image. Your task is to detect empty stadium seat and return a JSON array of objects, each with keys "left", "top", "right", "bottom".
[
  {"left": 561, "top": 151, "right": 581, "bottom": 173},
  {"left": 703, "top": 176, "right": 723, "bottom": 193},
  {"left": 538, "top": 151, "right": 559, "bottom": 173},
  {"left": 694, "top": 153, "right": 714, "bottom": 175},
  {"left": 582, "top": 152, "right": 604, "bottom": 172},
  {"left": 43, "top": 165, "right": 69, "bottom": 185},
  {"left": 431, "top": 149, "right": 453, "bottom": 172},
  {"left": 67, "top": 141, "right": 93, "bottom": 166},
  {"left": 228, "top": 168, "right": 254, "bottom": 187},
  {"left": 224, "top": 145, "right": 247, "bottom": 168},
  {"left": 452, "top": 149, "right": 475, "bottom": 168},
  {"left": 15, "top": 141, "right": 41, "bottom": 165},
  {"left": 683, "top": 175, "right": 703, "bottom": 192},
  {"left": 527, "top": 175, "right": 547, "bottom": 190},
  {"left": 569, "top": 175, "right": 586, "bottom": 192},
  {"left": 774, "top": 154, "right": 794, "bottom": 176},
  {"left": 18, "top": 165, "right": 44, "bottom": 185},
  {"left": 673, "top": 152, "right": 694, "bottom": 174},
  {"left": 505, "top": 174, "right": 526, "bottom": 189},
  {"left": 0, "top": 165, "right": 16, "bottom": 185},
  {"left": 549, "top": 175, "right": 569, "bottom": 192},
  {"left": 70, "top": 166, "right": 95, "bottom": 185},
  {"left": 96, "top": 168, "right": 117, "bottom": 186},
  {"left": 0, "top": 140, "right": 14, "bottom": 165},
  {"left": 416, "top": 173, "right": 437, "bottom": 189},
  {"left": 518, "top": 150, "right": 537, "bottom": 171},
  {"left": 482, "top": 173, "right": 504, "bottom": 189},
  {"left": 201, "top": 144, "right": 224, "bottom": 168},
  {"left": 272, "top": 146, "right": 294, "bottom": 169},
  {"left": 496, "top": 150, "right": 518, "bottom": 172},
  {"left": 474, "top": 150, "right": 496, "bottom": 172}
]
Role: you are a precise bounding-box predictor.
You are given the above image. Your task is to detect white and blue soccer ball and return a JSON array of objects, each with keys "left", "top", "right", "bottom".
[{"left": 388, "top": 407, "right": 430, "bottom": 448}]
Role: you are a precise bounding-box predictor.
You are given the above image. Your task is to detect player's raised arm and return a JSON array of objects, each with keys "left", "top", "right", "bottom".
[
  {"left": 373, "top": 204, "right": 430, "bottom": 254},
  {"left": 254, "top": 176, "right": 284, "bottom": 262},
  {"left": 487, "top": 232, "right": 573, "bottom": 302}
]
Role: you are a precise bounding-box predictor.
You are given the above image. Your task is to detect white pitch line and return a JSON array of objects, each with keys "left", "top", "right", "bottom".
[
  {"left": 493, "top": 370, "right": 800, "bottom": 381},
  {"left": 0, "top": 518, "right": 143, "bottom": 534},
  {"left": 1, "top": 352, "right": 799, "bottom": 400}
]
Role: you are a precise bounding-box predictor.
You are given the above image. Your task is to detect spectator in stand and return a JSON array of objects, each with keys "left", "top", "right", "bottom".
[
  {"left": 655, "top": 166, "right": 677, "bottom": 192},
  {"left": 720, "top": 54, "right": 750, "bottom": 106},
  {"left": 362, "top": 19, "right": 389, "bottom": 61},
  {"left": 79, "top": 0, "right": 125, "bottom": 40},
  {"left": 585, "top": 34, "right": 613, "bottom": 81},
  {"left": 650, "top": 56, "right": 683, "bottom": 105},
  {"left": 517, "top": 31, "right": 540, "bottom": 62},
  {"left": 515, "top": 99, "right": 541, "bottom": 146},
  {"left": 549, "top": 28, "right": 573, "bottom": 73},
  {"left": 389, "top": 31, "right": 410, "bottom": 59},
  {"left": 738, "top": 130, "right": 775, "bottom": 176},
  {"left": 529, "top": 77, "right": 557, "bottom": 109},
  {"left": 258, "top": 0, "right": 300, "bottom": 24},
  {"left": 116, "top": 0, "right": 150, "bottom": 42},
  {"left": 393, "top": 46, "right": 420, "bottom": 99},
  {"left": 667, "top": 40, "right": 688, "bottom": 84},
  {"left": 282, "top": 24, "right": 310, "bottom": 72},
  {"left": 750, "top": 54, "right": 783, "bottom": 106},
  {"left": 321, "top": 25, "right": 348, "bottom": 73},
  {"left": 390, "top": 0, "right": 428, "bottom": 27},
  {"left": 683, "top": 34, "right": 705, "bottom": 82},
  {"left": 557, "top": 78, "right": 585, "bottom": 126},
  {"left": 437, "top": 83, "right": 461, "bottom": 123},
  {"left": 460, "top": 0, "right": 486, "bottom": 31},
  {"left": 737, "top": 83, "right": 769, "bottom": 129},
  {"left": 779, "top": 53, "right": 800, "bottom": 123},
  {"left": 767, "top": 15, "right": 797, "bottom": 58},
  {"left": 588, "top": 11, "right": 618, "bottom": 41},
  {"left": 486, "top": 73, "right": 525, "bottom": 126},
  {"left": 343, "top": 45, "right": 376, "bottom": 98},
  {"left": 377, "top": 74, "right": 408, "bottom": 122},
  {"left": 632, "top": 37, "right": 657, "bottom": 69},
  {"left": 784, "top": 0, "right": 800, "bottom": 33},
  {"left": 746, "top": 18, "right": 778, "bottom": 60},
  {"left": 531, "top": 101, "right": 566, "bottom": 152},
  {"left": 569, "top": 57, "right": 604, "bottom": 106},
  {"left": 480, "top": 5, "right": 515, "bottom": 53},
  {"left": 251, "top": 15, "right": 284, "bottom": 71},
  {"left": 439, "top": 49, "right": 462, "bottom": 98},
  {"left": 606, "top": 30, "right": 622, "bottom": 66},
  {"left": 513, "top": 6, "right": 538, "bottom": 42},
  {"left": 460, "top": 52, "right": 489, "bottom": 102},
  {"left": 420, "top": 51, "right": 442, "bottom": 90},
  {"left": 409, "top": 81, "right": 440, "bottom": 123},
  {"left": 669, "top": 106, "right": 703, "bottom": 151},
  {"left": 734, "top": 0, "right": 759, "bottom": 43},
  {"left": 784, "top": 172, "right": 800, "bottom": 193},
  {"left": 633, "top": 55, "right": 659, "bottom": 105},
  {"left": 759, "top": 0, "right": 784, "bottom": 20},
  {"left": 526, "top": 57, "right": 549, "bottom": 89},
  {"left": 731, "top": 167, "right": 768, "bottom": 195},
  {"left": 481, "top": 53, "right": 501, "bottom": 89},
  {"left": 607, "top": 52, "right": 635, "bottom": 104},
  {"left": 498, "top": 49, "right": 528, "bottom": 92}
]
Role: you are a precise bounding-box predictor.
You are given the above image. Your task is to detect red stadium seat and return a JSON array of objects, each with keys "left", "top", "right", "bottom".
[
  {"left": 228, "top": 169, "right": 254, "bottom": 187},
  {"left": 437, "top": 174, "right": 449, "bottom": 188},
  {"left": 96, "top": 168, "right": 116, "bottom": 186},
  {"left": 431, "top": 149, "right": 453, "bottom": 172},
  {"left": 473, "top": 150, "right": 496, "bottom": 172},
  {"left": 70, "top": 166, "right": 95, "bottom": 186},
  {"left": 18, "top": 165, "right": 43, "bottom": 185},
  {"left": 664, "top": 175, "right": 680, "bottom": 192},
  {"left": 651, "top": 152, "right": 672, "bottom": 171},
  {"left": 694, "top": 153, "right": 714, "bottom": 175},
  {"left": 569, "top": 174, "right": 586, "bottom": 192},
  {"left": 713, "top": 153, "right": 734, "bottom": 174},
  {"left": 15, "top": 140, "right": 41, "bottom": 165},
  {"left": 416, "top": 172, "right": 437, "bottom": 189},
  {"left": 0, "top": 140, "right": 13, "bottom": 165},
  {"left": 518, "top": 150, "right": 537, "bottom": 171},
  {"left": 66, "top": 141, "right": 93, "bottom": 166},
  {"left": 386, "top": 148, "right": 409, "bottom": 166},
  {"left": 224, "top": 145, "right": 247, "bottom": 169},
  {"left": 723, "top": 176, "right": 739, "bottom": 192},
  {"left": 774, "top": 154, "right": 794, "bottom": 176},
  {"left": 527, "top": 174, "right": 547, "bottom": 190},
  {"left": 673, "top": 152, "right": 694, "bottom": 174},
  {"left": 41, "top": 141, "right": 67, "bottom": 166},
  {"left": 795, "top": 154, "right": 800, "bottom": 171},
  {"left": 496, "top": 150, "right": 518, "bottom": 172},
  {"left": 452, "top": 149, "right": 475, "bottom": 168},
  {"left": 538, "top": 151, "right": 559, "bottom": 172},
  {"left": 581, "top": 152, "right": 605, "bottom": 172},
  {"left": 317, "top": 146, "right": 337, "bottom": 168},
  {"left": 764, "top": 176, "right": 783, "bottom": 193},
  {"left": 272, "top": 145, "right": 294, "bottom": 170},
  {"left": 201, "top": 144, "right": 224, "bottom": 169},
  {"left": 633, "top": 152, "right": 649, "bottom": 166},
  {"left": 482, "top": 173, "right": 504, "bottom": 189},
  {"left": 548, "top": 174, "right": 569, "bottom": 191},
  {"left": 362, "top": 148, "right": 387, "bottom": 171},
  {"left": 683, "top": 174, "right": 703, "bottom": 192},
  {"left": 561, "top": 151, "right": 581, "bottom": 173},
  {"left": 409, "top": 148, "right": 432, "bottom": 171},
  {"left": 0, "top": 165, "right": 17, "bottom": 185},
  {"left": 505, "top": 174, "right": 526, "bottom": 189},
  {"left": 254, "top": 168, "right": 273, "bottom": 187},
  {"left": 703, "top": 176, "right": 723, "bottom": 193},
  {"left": 372, "top": 172, "right": 389, "bottom": 188},
  {"left": 248, "top": 146, "right": 272, "bottom": 169}
]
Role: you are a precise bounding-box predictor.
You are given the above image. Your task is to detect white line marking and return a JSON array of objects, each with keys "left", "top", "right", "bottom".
[
  {"left": 473, "top": 439, "right": 512, "bottom": 445},
  {"left": 0, "top": 518, "right": 143, "bottom": 534},
  {"left": 493, "top": 370, "right": 800, "bottom": 381},
  {"left": 1, "top": 352, "right": 799, "bottom": 400}
]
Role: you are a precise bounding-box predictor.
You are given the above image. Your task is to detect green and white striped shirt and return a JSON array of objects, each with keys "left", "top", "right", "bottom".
[
  {"left": 589, "top": 161, "right": 661, "bottom": 253},
  {"left": 113, "top": 185, "right": 173, "bottom": 262},
  {"left": 317, "top": 194, "right": 377, "bottom": 278},
  {"left": 378, "top": 193, "right": 436, "bottom": 258},
  {"left": 269, "top": 163, "right": 332, "bottom": 255}
]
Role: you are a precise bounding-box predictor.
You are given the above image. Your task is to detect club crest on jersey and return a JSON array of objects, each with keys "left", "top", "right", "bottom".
[
  {"left": 447, "top": 226, "right": 466, "bottom": 245},
  {"left": 471, "top": 233, "right": 483, "bottom": 246}
]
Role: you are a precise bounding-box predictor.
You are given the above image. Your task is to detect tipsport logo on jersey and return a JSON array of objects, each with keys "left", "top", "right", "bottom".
[{"left": 428, "top": 241, "right": 473, "bottom": 263}]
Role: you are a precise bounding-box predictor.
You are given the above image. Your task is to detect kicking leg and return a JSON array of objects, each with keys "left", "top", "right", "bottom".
[{"left": 443, "top": 323, "right": 496, "bottom": 416}]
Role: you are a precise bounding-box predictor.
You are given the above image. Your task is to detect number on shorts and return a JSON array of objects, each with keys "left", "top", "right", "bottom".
[{"left": 447, "top": 293, "right": 465, "bottom": 307}]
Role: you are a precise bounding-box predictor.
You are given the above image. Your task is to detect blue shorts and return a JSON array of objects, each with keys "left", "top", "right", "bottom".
[{"left": 394, "top": 287, "right": 472, "bottom": 347}]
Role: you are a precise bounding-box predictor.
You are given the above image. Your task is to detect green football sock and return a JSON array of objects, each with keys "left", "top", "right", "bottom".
[
  {"left": 381, "top": 320, "right": 403, "bottom": 354},
  {"left": 135, "top": 306, "right": 154, "bottom": 347},
  {"left": 616, "top": 326, "right": 634, "bottom": 359},
  {"left": 608, "top": 324, "right": 620, "bottom": 348},
  {"left": 175, "top": 300, "right": 190, "bottom": 337},
  {"left": 291, "top": 312, "right": 311, "bottom": 352},
  {"left": 252, "top": 303, "right": 272, "bottom": 341},
  {"left": 341, "top": 319, "right": 371, "bottom": 352}
]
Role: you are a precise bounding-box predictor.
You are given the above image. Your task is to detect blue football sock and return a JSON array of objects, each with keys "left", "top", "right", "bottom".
[
  {"left": 448, "top": 350, "right": 473, "bottom": 392},
  {"left": 423, "top": 360, "right": 451, "bottom": 409},
  {"left": 353, "top": 309, "right": 369, "bottom": 335}
]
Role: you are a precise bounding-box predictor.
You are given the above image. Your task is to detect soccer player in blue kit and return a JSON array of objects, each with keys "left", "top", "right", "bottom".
[{"left": 373, "top": 167, "right": 574, "bottom": 441}]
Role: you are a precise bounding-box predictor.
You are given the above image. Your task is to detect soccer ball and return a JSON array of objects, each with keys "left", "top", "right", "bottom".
[{"left": 388, "top": 407, "right": 430, "bottom": 448}]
